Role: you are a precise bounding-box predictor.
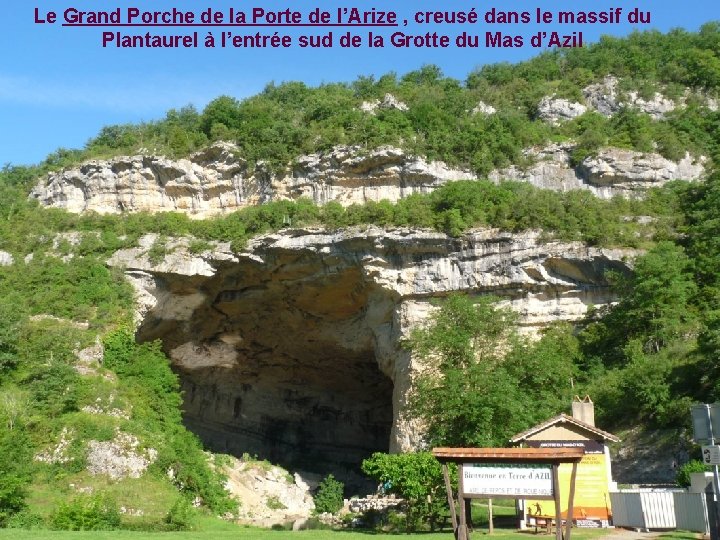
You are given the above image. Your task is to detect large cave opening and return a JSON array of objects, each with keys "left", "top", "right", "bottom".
[{"left": 136, "top": 256, "right": 398, "bottom": 489}]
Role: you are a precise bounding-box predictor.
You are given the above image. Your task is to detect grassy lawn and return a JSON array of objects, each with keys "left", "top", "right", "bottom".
[
  {"left": 0, "top": 521, "right": 613, "bottom": 540},
  {"left": 0, "top": 532, "right": 609, "bottom": 540},
  {"left": 0, "top": 497, "right": 620, "bottom": 540}
]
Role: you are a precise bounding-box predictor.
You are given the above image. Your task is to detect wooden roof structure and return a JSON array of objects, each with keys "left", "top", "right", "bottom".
[
  {"left": 509, "top": 413, "right": 620, "bottom": 444},
  {"left": 432, "top": 446, "right": 584, "bottom": 463}
]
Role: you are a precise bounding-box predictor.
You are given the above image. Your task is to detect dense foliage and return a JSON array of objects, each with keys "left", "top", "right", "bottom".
[
  {"left": 675, "top": 460, "right": 710, "bottom": 487},
  {"left": 573, "top": 169, "right": 720, "bottom": 429},
  {"left": 392, "top": 170, "right": 720, "bottom": 442},
  {"left": 49, "top": 495, "right": 121, "bottom": 531}
]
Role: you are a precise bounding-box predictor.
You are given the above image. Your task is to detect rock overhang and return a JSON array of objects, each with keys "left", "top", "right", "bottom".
[{"left": 107, "top": 226, "right": 637, "bottom": 483}]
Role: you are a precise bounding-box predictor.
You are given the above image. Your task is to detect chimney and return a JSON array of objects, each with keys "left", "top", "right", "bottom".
[{"left": 572, "top": 395, "right": 595, "bottom": 426}]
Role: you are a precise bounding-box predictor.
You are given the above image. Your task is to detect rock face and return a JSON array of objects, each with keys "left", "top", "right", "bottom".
[
  {"left": 86, "top": 430, "right": 157, "bottom": 481},
  {"left": 31, "top": 141, "right": 705, "bottom": 216},
  {"left": 537, "top": 96, "right": 587, "bottom": 125},
  {"left": 222, "top": 455, "right": 315, "bottom": 527},
  {"left": 582, "top": 76, "right": 678, "bottom": 119},
  {"left": 579, "top": 149, "right": 704, "bottom": 190},
  {"left": 31, "top": 143, "right": 475, "bottom": 217},
  {"left": 490, "top": 143, "right": 705, "bottom": 197},
  {"left": 275, "top": 145, "right": 475, "bottom": 205},
  {"left": 30, "top": 143, "right": 255, "bottom": 218},
  {"left": 360, "top": 93, "right": 409, "bottom": 114},
  {"left": 108, "top": 227, "right": 636, "bottom": 486},
  {"left": 611, "top": 427, "right": 692, "bottom": 484}
]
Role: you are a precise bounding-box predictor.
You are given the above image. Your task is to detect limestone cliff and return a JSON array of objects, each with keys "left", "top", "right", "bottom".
[
  {"left": 489, "top": 143, "right": 705, "bottom": 197},
  {"left": 30, "top": 143, "right": 474, "bottom": 217},
  {"left": 30, "top": 141, "right": 705, "bottom": 217},
  {"left": 539, "top": 76, "right": 711, "bottom": 124},
  {"left": 107, "top": 227, "right": 636, "bottom": 484}
]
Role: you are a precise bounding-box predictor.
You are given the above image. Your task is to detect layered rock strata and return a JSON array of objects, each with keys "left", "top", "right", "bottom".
[
  {"left": 31, "top": 142, "right": 705, "bottom": 217},
  {"left": 108, "top": 227, "right": 636, "bottom": 483},
  {"left": 489, "top": 143, "right": 705, "bottom": 198}
]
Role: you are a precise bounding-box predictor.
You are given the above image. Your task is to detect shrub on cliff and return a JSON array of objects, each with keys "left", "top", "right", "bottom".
[{"left": 313, "top": 474, "right": 344, "bottom": 515}]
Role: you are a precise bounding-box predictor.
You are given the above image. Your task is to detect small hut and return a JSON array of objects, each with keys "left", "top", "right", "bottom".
[{"left": 510, "top": 396, "right": 620, "bottom": 528}]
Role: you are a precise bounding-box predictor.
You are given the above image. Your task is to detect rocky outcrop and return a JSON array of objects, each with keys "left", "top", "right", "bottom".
[
  {"left": 579, "top": 149, "right": 704, "bottom": 190},
  {"left": 582, "top": 76, "right": 677, "bottom": 119},
  {"left": 108, "top": 227, "right": 636, "bottom": 485},
  {"left": 360, "top": 94, "right": 409, "bottom": 114},
  {"left": 490, "top": 143, "right": 705, "bottom": 197},
  {"left": 274, "top": 145, "right": 475, "bottom": 205},
  {"left": 30, "top": 142, "right": 255, "bottom": 218},
  {"left": 0, "top": 250, "right": 13, "bottom": 266},
  {"left": 611, "top": 426, "right": 692, "bottom": 484},
  {"left": 537, "top": 97, "right": 587, "bottom": 124},
  {"left": 471, "top": 101, "right": 496, "bottom": 115},
  {"left": 86, "top": 430, "right": 157, "bottom": 480},
  {"left": 222, "top": 456, "right": 315, "bottom": 527},
  {"left": 31, "top": 140, "right": 706, "bottom": 216}
]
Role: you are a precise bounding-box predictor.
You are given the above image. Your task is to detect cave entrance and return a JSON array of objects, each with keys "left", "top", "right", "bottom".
[
  {"left": 148, "top": 264, "right": 396, "bottom": 489},
  {"left": 179, "top": 347, "right": 393, "bottom": 488}
]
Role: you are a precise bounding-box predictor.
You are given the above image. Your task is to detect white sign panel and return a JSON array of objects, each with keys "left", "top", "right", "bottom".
[
  {"left": 702, "top": 445, "right": 720, "bottom": 465},
  {"left": 462, "top": 463, "right": 553, "bottom": 497}
]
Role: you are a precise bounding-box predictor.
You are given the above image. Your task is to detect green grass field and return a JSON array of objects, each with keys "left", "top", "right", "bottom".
[
  {"left": 0, "top": 529, "right": 610, "bottom": 540},
  {"left": 0, "top": 519, "right": 704, "bottom": 540},
  {"left": 0, "top": 495, "right": 700, "bottom": 540}
]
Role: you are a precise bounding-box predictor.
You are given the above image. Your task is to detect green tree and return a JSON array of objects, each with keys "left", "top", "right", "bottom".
[
  {"left": 313, "top": 474, "right": 344, "bottom": 514},
  {"left": 361, "top": 452, "right": 448, "bottom": 531},
  {"left": 407, "top": 294, "right": 573, "bottom": 448},
  {"left": 676, "top": 460, "right": 710, "bottom": 488},
  {"left": 200, "top": 96, "right": 241, "bottom": 136}
]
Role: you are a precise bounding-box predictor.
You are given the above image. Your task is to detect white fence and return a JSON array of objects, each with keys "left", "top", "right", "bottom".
[
  {"left": 674, "top": 493, "right": 710, "bottom": 533},
  {"left": 610, "top": 491, "right": 709, "bottom": 533}
]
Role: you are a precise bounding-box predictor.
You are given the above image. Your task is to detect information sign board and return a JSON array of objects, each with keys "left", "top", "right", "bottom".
[{"left": 461, "top": 463, "right": 552, "bottom": 497}]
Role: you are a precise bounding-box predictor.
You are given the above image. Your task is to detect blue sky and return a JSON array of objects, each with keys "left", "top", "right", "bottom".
[{"left": 1, "top": 0, "right": 717, "bottom": 166}]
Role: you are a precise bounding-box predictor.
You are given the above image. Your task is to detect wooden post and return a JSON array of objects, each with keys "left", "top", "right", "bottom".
[
  {"left": 465, "top": 499, "right": 472, "bottom": 532},
  {"left": 565, "top": 462, "right": 578, "bottom": 540},
  {"left": 458, "top": 465, "right": 468, "bottom": 540},
  {"left": 552, "top": 464, "right": 562, "bottom": 540},
  {"left": 442, "top": 463, "right": 458, "bottom": 533},
  {"left": 488, "top": 498, "right": 494, "bottom": 534}
]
